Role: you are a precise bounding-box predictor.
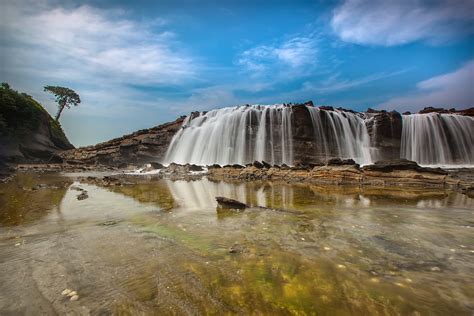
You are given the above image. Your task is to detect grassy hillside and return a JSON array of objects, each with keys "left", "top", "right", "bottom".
[{"left": 0, "top": 83, "right": 70, "bottom": 145}]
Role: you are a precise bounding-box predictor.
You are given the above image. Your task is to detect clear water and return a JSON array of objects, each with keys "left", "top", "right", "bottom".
[{"left": 1, "top": 173, "right": 473, "bottom": 315}]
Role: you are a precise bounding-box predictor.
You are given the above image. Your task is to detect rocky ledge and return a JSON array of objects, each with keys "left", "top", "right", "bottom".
[
  {"left": 207, "top": 159, "right": 473, "bottom": 195},
  {"left": 58, "top": 117, "right": 185, "bottom": 166}
]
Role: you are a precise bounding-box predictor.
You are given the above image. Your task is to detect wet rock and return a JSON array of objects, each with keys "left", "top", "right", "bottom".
[
  {"left": 149, "top": 162, "right": 164, "bottom": 169},
  {"left": 187, "top": 164, "right": 204, "bottom": 172},
  {"left": 327, "top": 158, "right": 357, "bottom": 166},
  {"left": 70, "top": 185, "right": 84, "bottom": 191},
  {"left": 261, "top": 161, "right": 272, "bottom": 168},
  {"left": 99, "top": 220, "right": 120, "bottom": 226},
  {"left": 208, "top": 164, "right": 222, "bottom": 169},
  {"left": 362, "top": 159, "right": 446, "bottom": 174},
  {"left": 216, "top": 197, "right": 247, "bottom": 209},
  {"left": 229, "top": 243, "right": 245, "bottom": 254},
  {"left": 252, "top": 161, "right": 264, "bottom": 169},
  {"left": 77, "top": 191, "right": 89, "bottom": 200},
  {"left": 61, "top": 289, "right": 72, "bottom": 296}
]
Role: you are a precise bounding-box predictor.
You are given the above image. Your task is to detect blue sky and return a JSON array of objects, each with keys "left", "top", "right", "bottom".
[{"left": 1, "top": 0, "right": 473, "bottom": 146}]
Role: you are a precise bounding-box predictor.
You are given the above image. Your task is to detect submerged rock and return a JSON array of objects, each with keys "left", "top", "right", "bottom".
[
  {"left": 216, "top": 197, "right": 247, "bottom": 209},
  {"left": 77, "top": 191, "right": 88, "bottom": 200}
]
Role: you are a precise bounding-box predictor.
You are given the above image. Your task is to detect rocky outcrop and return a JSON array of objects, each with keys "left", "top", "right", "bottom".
[
  {"left": 0, "top": 84, "right": 74, "bottom": 163},
  {"left": 208, "top": 160, "right": 472, "bottom": 190},
  {"left": 59, "top": 117, "right": 185, "bottom": 166},
  {"left": 365, "top": 109, "right": 402, "bottom": 161},
  {"left": 416, "top": 107, "right": 474, "bottom": 117}
]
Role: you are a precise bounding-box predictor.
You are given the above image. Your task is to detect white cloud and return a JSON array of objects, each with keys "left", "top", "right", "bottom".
[
  {"left": 379, "top": 60, "right": 474, "bottom": 112},
  {"left": 1, "top": 4, "right": 195, "bottom": 85},
  {"left": 331, "top": 0, "right": 474, "bottom": 46},
  {"left": 237, "top": 35, "right": 318, "bottom": 77}
]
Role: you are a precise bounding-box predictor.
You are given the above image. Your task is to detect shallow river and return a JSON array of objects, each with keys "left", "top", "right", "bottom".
[{"left": 0, "top": 172, "right": 473, "bottom": 315}]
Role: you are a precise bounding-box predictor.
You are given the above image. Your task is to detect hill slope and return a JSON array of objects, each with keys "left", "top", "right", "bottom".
[{"left": 0, "top": 83, "right": 74, "bottom": 163}]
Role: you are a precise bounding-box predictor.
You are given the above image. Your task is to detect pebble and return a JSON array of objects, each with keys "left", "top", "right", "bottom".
[
  {"left": 61, "top": 289, "right": 72, "bottom": 296},
  {"left": 70, "top": 295, "right": 79, "bottom": 301},
  {"left": 337, "top": 264, "right": 346, "bottom": 269},
  {"left": 430, "top": 267, "right": 441, "bottom": 272},
  {"left": 68, "top": 291, "right": 77, "bottom": 297},
  {"left": 323, "top": 246, "right": 331, "bottom": 251}
]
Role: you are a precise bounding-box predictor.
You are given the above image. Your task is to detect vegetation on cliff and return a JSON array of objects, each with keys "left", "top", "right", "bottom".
[{"left": 0, "top": 83, "right": 73, "bottom": 162}]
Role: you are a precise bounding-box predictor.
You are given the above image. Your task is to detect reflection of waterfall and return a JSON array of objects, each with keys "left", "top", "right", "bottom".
[
  {"left": 165, "top": 179, "right": 296, "bottom": 210},
  {"left": 306, "top": 107, "right": 373, "bottom": 165},
  {"left": 401, "top": 114, "right": 474, "bottom": 166},
  {"left": 164, "top": 105, "right": 293, "bottom": 166}
]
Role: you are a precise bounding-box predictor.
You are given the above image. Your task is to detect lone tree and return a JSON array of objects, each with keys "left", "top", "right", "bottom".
[{"left": 44, "top": 86, "right": 81, "bottom": 121}]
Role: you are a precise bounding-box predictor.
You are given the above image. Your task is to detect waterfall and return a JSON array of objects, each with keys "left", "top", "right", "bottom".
[
  {"left": 306, "top": 107, "right": 373, "bottom": 165},
  {"left": 164, "top": 104, "right": 294, "bottom": 166},
  {"left": 401, "top": 113, "right": 474, "bottom": 166}
]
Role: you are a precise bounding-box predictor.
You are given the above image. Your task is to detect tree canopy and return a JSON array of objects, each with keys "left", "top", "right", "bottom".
[{"left": 44, "top": 86, "right": 81, "bottom": 121}]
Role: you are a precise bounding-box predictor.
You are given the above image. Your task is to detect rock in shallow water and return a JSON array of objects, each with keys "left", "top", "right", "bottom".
[{"left": 215, "top": 197, "right": 248, "bottom": 209}]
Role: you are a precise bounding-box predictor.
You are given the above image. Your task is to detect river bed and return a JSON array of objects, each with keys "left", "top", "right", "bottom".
[{"left": 0, "top": 172, "right": 473, "bottom": 315}]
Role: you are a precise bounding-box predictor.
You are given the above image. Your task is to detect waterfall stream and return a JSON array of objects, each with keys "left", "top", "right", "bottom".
[
  {"left": 306, "top": 107, "right": 373, "bottom": 165},
  {"left": 164, "top": 105, "right": 294, "bottom": 166},
  {"left": 401, "top": 113, "right": 474, "bottom": 166},
  {"left": 164, "top": 105, "right": 473, "bottom": 167}
]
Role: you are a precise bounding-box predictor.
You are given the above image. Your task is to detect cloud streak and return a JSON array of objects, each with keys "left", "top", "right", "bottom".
[
  {"left": 331, "top": 0, "right": 474, "bottom": 46},
  {"left": 237, "top": 35, "right": 318, "bottom": 78},
  {"left": 379, "top": 59, "right": 474, "bottom": 112}
]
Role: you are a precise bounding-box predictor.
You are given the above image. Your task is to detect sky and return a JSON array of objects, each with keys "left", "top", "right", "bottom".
[{"left": 1, "top": 0, "right": 473, "bottom": 146}]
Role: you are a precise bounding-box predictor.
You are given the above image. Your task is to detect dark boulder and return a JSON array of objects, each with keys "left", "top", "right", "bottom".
[
  {"left": 327, "top": 158, "right": 357, "bottom": 166},
  {"left": 216, "top": 197, "right": 248, "bottom": 209},
  {"left": 362, "top": 159, "right": 447, "bottom": 174}
]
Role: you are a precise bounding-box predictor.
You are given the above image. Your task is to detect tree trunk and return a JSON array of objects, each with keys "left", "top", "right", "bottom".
[{"left": 55, "top": 105, "right": 64, "bottom": 121}]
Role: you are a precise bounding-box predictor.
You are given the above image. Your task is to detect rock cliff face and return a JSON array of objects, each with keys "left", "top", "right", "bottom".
[
  {"left": 0, "top": 84, "right": 74, "bottom": 164},
  {"left": 59, "top": 117, "right": 184, "bottom": 166}
]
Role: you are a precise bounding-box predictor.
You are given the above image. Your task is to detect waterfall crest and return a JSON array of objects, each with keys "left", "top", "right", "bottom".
[
  {"left": 306, "top": 107, "right": 373, "bottom": 165},
  {"left": 164, "top": 105, "right": 294, "bottom": 166},
  {"left": 401, "top": 113, "right": 474, "bottom": 166}
]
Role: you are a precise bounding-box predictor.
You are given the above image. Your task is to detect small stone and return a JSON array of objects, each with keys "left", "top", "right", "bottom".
[
  {"left": 61, "top": 289, "right": 72, "bottom": 296},
  {"left": 450, "top": 248, "right": 456, "bottom": 252},
  {"left": 300, "top": 237, "right": 305, "bottom": 241},
  {"left": 67, "top": 291, "right": 77, "bottom": 297},
  {"left": 370, "top": 278, "right": 379, "bottom": 283},
  {"left": 337, "top": 264, "right": 346, "bottom": 269},
  {"left": 430, "top": 267, "right": 441, "bottom": 272},
  {"left": 14, "top": 243, "right": 21, "bottom": 247},
  {"left": 323, "top": 246, "right": 331, "bottom": 251},
  {"left": 394, "top": 282, "right": 405, "bottom": 287},
  {"left": 70, "top": 295, "right": 79, "bottom": 301}
]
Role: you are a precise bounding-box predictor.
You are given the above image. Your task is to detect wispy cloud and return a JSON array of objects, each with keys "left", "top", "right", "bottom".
[
  {"left": 331, "top": 0, "right": 474, "bottom": 46},
  {"left": 237, "top": 35, "right": 318, "bottom": 78},
  {"left": 379, "top": 59, "right": 474, "bottom": 112},
  {"left": 302, "top": 69, "right": 410, "bottom": 93},
  {"left": 2, "top": 3, "right": 196, "bottom": 85}
]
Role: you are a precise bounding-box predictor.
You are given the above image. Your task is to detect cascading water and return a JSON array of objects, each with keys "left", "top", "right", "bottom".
[
  {"left": 306, "top": 107, "right": 373, "bottom": 165},
  {"left": 401, "top": 113, "right": 474, "bottom": 166},
  {"left": 164, "top": 104, "right": 294, "bottom": 166}
]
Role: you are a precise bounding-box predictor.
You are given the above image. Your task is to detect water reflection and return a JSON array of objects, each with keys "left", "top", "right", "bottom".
[{"left": 1, "top": 173, "right": 473, "bottom": 315}]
